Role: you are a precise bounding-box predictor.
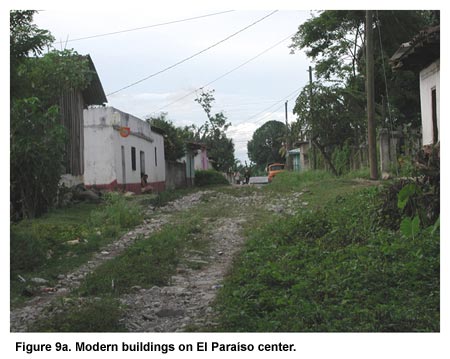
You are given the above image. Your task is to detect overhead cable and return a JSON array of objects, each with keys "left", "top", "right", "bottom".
[
  {"left": 53, "top": 10, "right": 235, "bottom": 45},
  {"left": 107, "top": 10, "right": 279, "bottom": 96},
  {"left": 151, "top": 31, "right": 295, "bottom": 113}
]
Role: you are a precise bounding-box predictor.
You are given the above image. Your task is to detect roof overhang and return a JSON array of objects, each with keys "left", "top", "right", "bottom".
[{"left": 390, "top": 25, "right": 440, "bottom": 72}]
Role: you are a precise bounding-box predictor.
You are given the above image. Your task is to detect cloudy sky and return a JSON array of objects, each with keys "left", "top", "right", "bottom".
[{"left": 32, "top": 8, "right": 312, "bottom": 164}]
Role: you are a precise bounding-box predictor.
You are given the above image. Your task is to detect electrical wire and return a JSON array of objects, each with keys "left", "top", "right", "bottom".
[
  {"left": 149, "top": 31, "right": 295, "bottom": 114},
  {"left": 107, "top": 10, "right": 279, "bottom": 96},
  {"left": 53, "top": 10, "right": 236, "bottom": 45},
  {"left": 232, "top": 85, "right": 303, "bottom": 126}
]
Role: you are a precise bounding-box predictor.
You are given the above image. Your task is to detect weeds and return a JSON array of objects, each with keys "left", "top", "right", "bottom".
[
  {"left": 214, "top": 186, "right": 439, "bottom": 332},
  {"left": 30, "top": 297, "right": 126, "bottom": 332},
  {"left": 10, "top": 193, "right": 145, "bottom": 307}
]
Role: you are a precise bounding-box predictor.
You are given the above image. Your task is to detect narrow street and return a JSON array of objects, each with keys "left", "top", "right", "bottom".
[{"left": 11, "top": 185, "right": 303, "bottom": 332}]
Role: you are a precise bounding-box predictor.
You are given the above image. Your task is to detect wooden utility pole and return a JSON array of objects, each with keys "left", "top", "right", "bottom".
[
  {"left": 308, "top": 66, "right": 316, "bottom": 170},
  {"left": 366, "top": 10, "right": 378, "bottom": 180},
  {"left": 285, "top": 100, "right": 292, "bottom": 170}
]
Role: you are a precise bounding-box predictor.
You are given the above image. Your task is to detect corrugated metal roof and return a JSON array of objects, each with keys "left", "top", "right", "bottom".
[{"left": 83, "top": 55, "right": 107, "bottom": 105}]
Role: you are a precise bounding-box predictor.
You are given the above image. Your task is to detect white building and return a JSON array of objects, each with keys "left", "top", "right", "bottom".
[
  {"left": 419, "top": 59, "right": 440, "bottom": 145},
  {"left": 390, "top": 25, "right": 440, "bottom": 146},
  {"left": 84, "top": 107, "right": 165, "bottom": 193}
]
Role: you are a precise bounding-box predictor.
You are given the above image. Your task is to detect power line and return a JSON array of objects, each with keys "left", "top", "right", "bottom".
[
  {"left": 233, "top": 85, "right": 303, "bottom": 126},
  {"left": 150, "top": 31, "right": 295, "bottom": 113},
  {"left": 227, "top": 90, "right": 301, "bottom": 139},
  {"left": 107, "top": 10, "right": 279, "bottom": 96},
  {"left": 53, "top": 10, "right": 235, "bottom": 45}
]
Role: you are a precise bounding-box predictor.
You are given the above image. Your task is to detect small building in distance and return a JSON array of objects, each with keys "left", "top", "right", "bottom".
[
  {"left": 288, "top": 141, "right": 310, "bottom": 172},
  {"left": 84, "top": 107, "right": 165, "bottom": 193}
]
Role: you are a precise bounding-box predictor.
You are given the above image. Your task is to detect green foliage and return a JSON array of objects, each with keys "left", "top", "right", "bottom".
[
  {"left": 289, "top": 10, "right": 435, "bottom": 171},
  {"left": 400, "top": 216, "right": 420, "bottom": 239},
  {"left": 10, "top": 98, "right": 66, "bottom": 219},
  {"left": 11, "top": 194, "right": 145, "bottom": 306},
  {"left": 10, "top": 12, "right": 93, "bottom": 220},
  {"left": 214, "top": 187, "right": 439, "bottom": 332},
  {"left": 194, "top": 89, "right": 235, "bottom": 171},
  {"left": 10, "top": 229, "right": 50, "bottom": 272},
  {"left": 18, "top": 49, "right": 93, "bottom": 107},
  {"left": 332, "top": 142, "right": 352, "bottom": 175},
  {"left": 10, "top": 10, "right": 54, "bottom": 98},
  {"left": 266, "top": 170, "right": 333, "bottom": 193},
  {"left": 247, "top": 120, "right": 286, "bottom": 167},
  {"left": 78, "top": 219, "right": 204, "bottom": 296},
  {"left": 146, "top": 113, "right": 187, "bottom": 161},
  {"left": 293, "top": 83, "right": 364, "bottom": 159},
  {"left": 31, "top": 297, "right": 126, "bottom": 332},
  {"left": 88, "top": 192, "right": 143, "bottom": 231},
  {"left": 195, "top": 170, "right": 229, "bottom": 187},
  {"left": 397, "top": 183, "right": 419, "bottom": 210}
]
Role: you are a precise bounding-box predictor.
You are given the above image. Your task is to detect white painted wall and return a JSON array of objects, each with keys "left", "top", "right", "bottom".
[
  {"left": 84, "top": 107, "right": 165, "bottom": 188},
  {"left": 84, "top": 107, "right": 117, "bottom": 186},
  {"left": 419, "top": 59, "right": 440, "bottom": 145}
]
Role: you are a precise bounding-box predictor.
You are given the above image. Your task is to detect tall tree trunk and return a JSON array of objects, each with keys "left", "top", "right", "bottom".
[{"left": 312, "top": 139, "right": 338, "bottom": 176}]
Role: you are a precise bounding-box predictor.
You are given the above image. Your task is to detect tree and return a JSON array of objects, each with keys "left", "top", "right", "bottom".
[
  {"left": 10, "top": 10, "right": 53, "bottom": 100},
  {"left": 146, "top": 113, "right": 187, "bottom": 161},
  {"left": 247, "top": 120, "right": 286, "bottom": 168},
  {"left": 10, "top": 11, "right": 92, "bottom": 219},
  {"left": 290, "top": 10, "right": 434, "bottom": 128},
  {"left": 11, "top": 99, "right": 66, "bottom": 219},
  {"left": 293, "top": 83, "right": 365, "bottom": 175},
  {"left": 19, "top": 49, "right": 93, "bottom": 107},
  {"left": 194, "top": 89, "right": 235, "bottom": 172}
]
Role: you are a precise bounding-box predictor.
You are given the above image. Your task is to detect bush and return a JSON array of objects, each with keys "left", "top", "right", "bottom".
[
  {"left": 10, "top": 98, "right": 66, "bottom": 220},
  {"left": 88, "top": 192, "right": 142, "bottom": 230},
  {"left": 10, "top": 230, "right": 49, "bottom": 272},
  {"left": 194, "top": 170, "right": 229, "bottom": 187}
]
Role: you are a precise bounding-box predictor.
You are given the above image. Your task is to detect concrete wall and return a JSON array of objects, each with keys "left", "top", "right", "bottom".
[
  {"left": 84, "top": 108, "right": 117, "bottom": 187},
  {"left": 165, "top": 161, "right": 187, "bottom": 190},
  {"left": 84, "top": 107, "right": 165, "bottom": 192},
  {"left": 420, "top": 59, "right": 440, "bottom": 145}
]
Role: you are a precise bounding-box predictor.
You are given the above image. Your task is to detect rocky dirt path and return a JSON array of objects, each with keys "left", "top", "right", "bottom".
[
  {"left": 118, "top": 187, "right": 304, "bottom": 332},
  {"left": 119, "top": 216, "right": 247, "bottom": 332},
  {"left": 11, "top": 186, "right": 302, "bottom": 332},
  {"left": 10, "top": 190, "right": 214, "bottom": 332}
]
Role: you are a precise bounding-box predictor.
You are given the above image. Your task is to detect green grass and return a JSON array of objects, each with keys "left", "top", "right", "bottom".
[
  {"left": 77, "top": 219, "right": 204, "bottom": 296},
  {"left": 30, "top": 205, "right": 213, "bottom": 332},
  {"left": 30, "top": 296, "right": 126, "bottom": 332},
  {"left": 10, "top": 193, "right": 144, "bottom": 307},
  {"left": 213, "top": 185, "right": 440, "bottom": 332},
  {"left": 195, "top": 170, "right": 229, "bottom": 186}
]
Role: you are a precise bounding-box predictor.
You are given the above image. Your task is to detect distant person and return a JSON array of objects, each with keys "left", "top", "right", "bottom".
[
  {"left": 141, "top": 174, "right": 153, "bottom": 194},
  {"left": 234, "top": 171, "right": 241, "bottom": 185},
  {"left": 244, "top": 168, "right": 251, "bottom": 184}
]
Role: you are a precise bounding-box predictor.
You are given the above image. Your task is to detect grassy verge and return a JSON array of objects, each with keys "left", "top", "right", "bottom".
[
  {"left": 29, "top": 192, "right": 223, "bottom": 332},
  {"left": 213, "top": 176, "right": 439, "bottom": 332},
  {"left": 31, "top": 217, "right": 207, "bottom": 332},
  {"left": 10, "top": 193, "right": 143, "bottom": 307}
]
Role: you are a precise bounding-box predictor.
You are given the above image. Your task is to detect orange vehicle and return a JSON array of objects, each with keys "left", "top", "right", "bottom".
[{"left": 267, "top": 163, "right": 285, "bottom": 182}]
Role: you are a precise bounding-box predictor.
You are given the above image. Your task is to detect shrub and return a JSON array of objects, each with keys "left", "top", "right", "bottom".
[
  {"left": 194, "top": 170, "right": 229, "bottom": 187},
  {"left": 88, "top": 192, "right": 142, "bottom": 230},
  {"left": 10, "top": 98, "right": 66, "bottom": 220},
  {"left": 10, "top": 230, "right": 49, "bottom": 272}
]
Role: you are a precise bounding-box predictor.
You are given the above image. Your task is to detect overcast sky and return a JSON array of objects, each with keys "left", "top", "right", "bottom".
[{"left": 33, "top": 9, "right": 312, "bottom": 164}]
